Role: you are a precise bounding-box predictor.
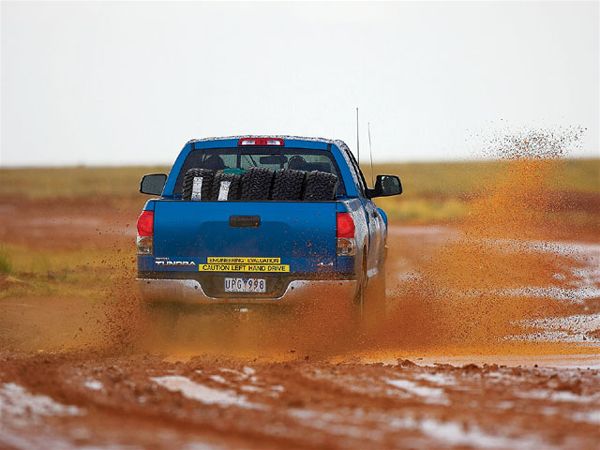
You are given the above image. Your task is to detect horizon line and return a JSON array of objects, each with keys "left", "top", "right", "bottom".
[{"left": 1, "top": 155, "right": 599, "bottom": 170}]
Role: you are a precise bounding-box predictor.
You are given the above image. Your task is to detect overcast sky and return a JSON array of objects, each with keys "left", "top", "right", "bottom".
[{"left": 1, "top": 1, "right": 598, "bottom": 166}]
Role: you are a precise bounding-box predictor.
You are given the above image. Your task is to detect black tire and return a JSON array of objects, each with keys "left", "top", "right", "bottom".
[
  {"left": 352, "top": 252, "right": 387, "bottom": 331},
  {"left": 240, "top": 168, "right": 274, "bottom": 201},
  {"left": 351, "top": 252, "right": 368, "bottom": 324},
  {"left": 354, "top": 272, "right": 367, "bottom": 312},
  {"left": 211, "top": 172, "right": 242, "bottom": 201},
  {"left": 182, "top": 168, "right": 214, "bottom": 201},
  {"left": 303, "top": 171, "right": 338, "bottom": 201},
  {"left": 271, "top": 169, "right": 306, "bottom": 200}
]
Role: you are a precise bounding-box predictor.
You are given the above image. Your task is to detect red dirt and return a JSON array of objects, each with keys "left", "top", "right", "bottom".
[{"left": 1, "top": 352, "right": 599, "bottom": 449}]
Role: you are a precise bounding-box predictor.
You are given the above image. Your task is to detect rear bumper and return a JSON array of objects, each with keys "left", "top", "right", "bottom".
[{"left": 137, "top": 278, "right": 358, "bottom": 305}]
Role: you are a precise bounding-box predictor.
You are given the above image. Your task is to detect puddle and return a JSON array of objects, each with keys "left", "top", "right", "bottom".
[
  {"left": 0, "top": 383, "right": 82, "bottom": 423},
  {"left": 385, "top": 378, "right": 448, "bottom": 404},
  {"left": 151, "top": 375, "right": 261, "bottom": 409},
  {"left": 84, "top": 379, "right": 104, "bottom": 391},
  {"left": 516, "top": 389, "right": 600, "bottom": 404},
  {"left": 413, "top": 372, "right": 457, "bottom": 386},
  {"left": 517, "top": 313, "right": 600, "bottom": 344}
]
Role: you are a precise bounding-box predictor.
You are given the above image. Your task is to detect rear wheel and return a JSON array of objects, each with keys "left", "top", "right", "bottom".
[
  {"left": 351, "top": 253, "right": 368, "bottom": 329},
  {"left": 352, "top": 252, "right": 387, "bottom": 331}
]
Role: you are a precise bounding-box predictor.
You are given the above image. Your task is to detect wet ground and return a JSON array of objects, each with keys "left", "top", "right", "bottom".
[
  {"left": 0, "top": 195, "right": 599, "bottom": 449},
  {"left": 2, "top": 353, "right": 599, "bottom": 449}
]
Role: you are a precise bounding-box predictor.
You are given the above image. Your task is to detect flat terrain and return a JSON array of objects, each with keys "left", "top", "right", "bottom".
[{"left": 0, "top": 159, "right": 599, "bottom": 449}]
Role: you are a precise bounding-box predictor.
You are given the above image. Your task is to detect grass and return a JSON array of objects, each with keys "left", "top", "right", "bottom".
[
  {"left": 0, "top": 247, "right": 12, "bottom": 274},
  {"left": 363, "top": 158, "right": 600, "bottom": 224},
  {"left": 0, "top": 242, "right": 133, "bottom": 300},
  {"left": 375, "top": 197, "right": 469, "bottom": 222},
  {"left": 362, "top": 158, "right": 600, "bottom": 196},
  {"left": 0, "top": 166, "right": 168, "bottom": 200}
]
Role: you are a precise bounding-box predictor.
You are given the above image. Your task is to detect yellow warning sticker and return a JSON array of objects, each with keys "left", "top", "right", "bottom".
[
  {"left": 198, "top": 263, "right": 290, "bottom": 273},
  {"left": 207, "top": 257, "right": 281, "bottom": 264}
]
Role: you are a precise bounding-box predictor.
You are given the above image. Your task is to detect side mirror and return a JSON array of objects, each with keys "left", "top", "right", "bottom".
[
  {"left": 368, "top": 175, "right": 402, "bottom": 198},
  {"left": 140, "top": 173, "right": 167, "bottom": 195}
]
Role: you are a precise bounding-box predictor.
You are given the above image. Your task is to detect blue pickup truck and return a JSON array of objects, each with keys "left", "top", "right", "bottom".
[{"left": 136, "top": 136, "right": 401, "bottom": 316}]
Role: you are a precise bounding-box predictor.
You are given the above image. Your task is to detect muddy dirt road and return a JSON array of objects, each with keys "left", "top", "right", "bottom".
[
  {"left": 2, "top": 353, "right": 599, "bottom": 450},
  {"left": 1, "top": 171, "right": 600, "bottom": 449}
]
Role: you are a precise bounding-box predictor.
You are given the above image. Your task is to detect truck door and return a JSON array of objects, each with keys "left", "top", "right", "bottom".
[{"left": 344, "top": 150, "right": 384, "bottom": 278}]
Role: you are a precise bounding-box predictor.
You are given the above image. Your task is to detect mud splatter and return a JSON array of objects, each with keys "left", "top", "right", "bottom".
[
  {"left": 481, "top": 126, "right": 585, "bottom": 160},
  {"left": 366, "top": 126, "right": 596, "bottom": 353}
]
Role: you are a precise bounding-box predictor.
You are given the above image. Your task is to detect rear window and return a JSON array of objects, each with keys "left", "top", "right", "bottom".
[{"left": 173, "top": 148, "right": 345, "bottom": 197}]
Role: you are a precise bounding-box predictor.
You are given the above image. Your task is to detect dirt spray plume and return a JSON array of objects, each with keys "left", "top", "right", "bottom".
[
  {"left": 97, "top": 248, "right": 362, "bottom": 360},
  {"left": 364, "top": 126, "right": 589, "bottom": 356}
]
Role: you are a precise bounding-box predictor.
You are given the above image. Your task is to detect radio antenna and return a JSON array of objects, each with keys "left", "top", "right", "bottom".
[
  {"left": 355, "top": 107, "right": 360, "bottom": 164},
  {"left": 367, "top": 122, "right": 375, "bottom": 186}
]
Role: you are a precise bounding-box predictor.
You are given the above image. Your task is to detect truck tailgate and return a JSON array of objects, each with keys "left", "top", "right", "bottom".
[{"left": 153, "top": 201, "right": 337, "bottom": 273}]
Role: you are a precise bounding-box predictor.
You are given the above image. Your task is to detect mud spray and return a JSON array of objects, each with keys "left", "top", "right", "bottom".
[
  {"left": 365, "top": 126, "right": 590, "bottom": 357},
  {"left": 97, "top": 127, "right": 594, "bottom": 361}
]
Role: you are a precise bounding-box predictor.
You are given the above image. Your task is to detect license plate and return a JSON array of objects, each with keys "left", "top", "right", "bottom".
[{"left": 224, "top": 278, "right": 266, "bottom": 293}]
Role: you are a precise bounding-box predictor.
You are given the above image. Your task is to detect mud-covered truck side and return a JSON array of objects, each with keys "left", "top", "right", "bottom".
[{"left": 136, "top": 136, "right": 402, "bottom": 310}]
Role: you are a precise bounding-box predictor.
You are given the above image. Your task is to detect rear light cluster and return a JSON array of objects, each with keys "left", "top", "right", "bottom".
[
  {"left": 137, "top": 208, "right": 354, "bottom": 256},
  {"left": 336, "top": 212, "right": 356, "bottom": 256},
  {"left": 238, "top": 137, "right": 284, "bottom": 146},
  {"left": 136, "top": 210, "right": 154, "bottom": 254}
]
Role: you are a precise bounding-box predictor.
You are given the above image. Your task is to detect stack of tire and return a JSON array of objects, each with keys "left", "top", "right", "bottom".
[
  {"left": 211, "top": 171, "right": 242, "bottom": 201},
  {"left": 182, "top": 167, "right": 338, "bottom": 201},
  {"left": 182, "top": 168, "right": 214, "bottom": 201},
  {"left": 302, "top": 171, "right": 338, "bottom": 201},
  {"left": 240, "top": 168, "right": 275, "bottom": 201}
]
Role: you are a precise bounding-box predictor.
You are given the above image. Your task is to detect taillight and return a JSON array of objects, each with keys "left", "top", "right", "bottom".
[
  {"left": 238, "top": 137, "right": 284, "bottom": 146},
  {"left": 336, "top": 213, "right": 355, "bottom": 238},
  {"left": 137, "top": 211, "right": 154, "bottom": 236},
  {"left": 136, "top": 211, "right": 154, "bottom": 255},
  {"left": 336, "top": 212, "right": 356, "bottom": 256}
]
